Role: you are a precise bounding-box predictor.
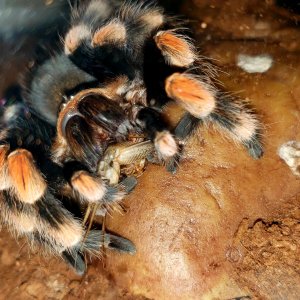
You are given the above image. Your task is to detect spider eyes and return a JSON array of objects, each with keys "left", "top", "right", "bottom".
[{"left": 59, "top": 102, "right": 67, "bottom": 113}]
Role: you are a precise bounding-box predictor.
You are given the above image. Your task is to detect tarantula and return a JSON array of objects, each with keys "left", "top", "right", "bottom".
[
  {"left": 0, "top": 0, "right": 263, "bottom": 274},
  {"left": 0, "top": 86, "right": 139, "bottom": 275}
]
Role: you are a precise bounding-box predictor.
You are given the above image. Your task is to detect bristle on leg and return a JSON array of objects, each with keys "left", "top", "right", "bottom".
[
  {"left": 71, "top": 170, "right": 106, "bottom": 202},
  {"left": 61, "top": 251, "right": 86, "bottom": 275},
  {"left": 82, "top": 230, "right": 136, "bottom": 255},
  {"left": 64, "top": 24, "right": 91, "bottom": 55},
  {"left": 105, "top": 176, "right": 137, "bottom": 202},
  {"left": 139, "top": 10, "right": 164, "bottom": 32},
  {"left": 92, "top": 21, "right": 126, "bottom": 47},
  {"left": 154, "top": 131, "right": 178, "bottom": 162},
  {"left": 211, "top": 94, "right": 263, "bottom": 159},
  {"left": 35, "top": 192, "right": 85, "bottom": 250},
  {"left": 94, "top": 177, "right": 137, "bottom": 216},
  {"left": 7, "top": 149, "right": 47, "bottom": 204},
  {"left": 0, "top": 195, "right": 36, "bottom": 234},
  {"left": 12, "top": 213, "right": 36, "bottom": 234},
  {"left": 154, "top": 31, "right": 196, "bottom": 67},
  {"left": 165, "top": 73, "right": 216, "bottom": 118},
  {"left": 0, "top": 145, "right": 11, "bottom": 190}
]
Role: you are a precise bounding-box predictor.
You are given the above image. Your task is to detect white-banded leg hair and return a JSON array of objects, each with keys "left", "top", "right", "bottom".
[
  {"left": 58, "top": 159, "right": 137, "bottom": 240},
  {"left": 0, "top": 192, "right": 37, "bottom": 235},
  {"left": 153, "top": 30, "right": 263, "bottom": 159},
  {"left": 61, "top": 229, "right": 136, "bottom": 275},
  {"left": 134, "top": 106, "right": 179, "bottom": 172},
  {"left": 0, "top": 190, "right": 84, "bottom": 253},
  {"left": 63, "top": 1, "right": 168, "bottom": 106},
  {"left": 65, "top": 0, "right": 121, "bottom": 55},
  {"left": 0, "top": 179, "right": 136, "bottom": 275},
  {"left": 64, "top": 1, "right": 263, "bottom": 160},
  {"left": 166, "top": 74, "right": 263, "bottom": 158},
  {"left": 65, "top": 1, "right": 165, "bottom": 56}
]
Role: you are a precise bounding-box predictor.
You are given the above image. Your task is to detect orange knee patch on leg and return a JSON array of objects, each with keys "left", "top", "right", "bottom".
[
  {"left": 64, "top": 24, "right": 90, "bottom": 54},
  {"left": 0, "top": 144, "right": 9, "bottom": 164},
  {"left": 7, "top": 149, "right": 47, "bottom": 204},
  {"left": 71, "top": 171, "right": 106, "bottom": 202},
  {"left": 154, "top": 31, "right": 196, "bottom": 67},
  {"left": 92, "top": 22, "right": 126, "bottom": 47},
  {"left": 0, "top": 145, "right": 11, "bottom": 190},
  {"left": 165, "top": 73, "right": 216, "bottom": 118}
]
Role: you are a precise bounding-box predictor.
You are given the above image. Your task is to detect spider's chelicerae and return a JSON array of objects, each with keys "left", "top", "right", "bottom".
[{"left": 0, "top": 0, "right": 263, "bottom": 274}]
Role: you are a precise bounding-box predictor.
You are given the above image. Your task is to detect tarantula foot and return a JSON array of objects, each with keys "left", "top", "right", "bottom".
[
  {"left": 85, "top": 230, "right": 136, "bottom": 255},
  {"left": 61, "top": 228, "right": 136, "bottom": 275},
  {"left": 61, "top": 251, "right": 86, "bottom": 276},
  {"left": 104, "top": 176, "right": 138, "bottom": 204},
  {"left": 109, "top": 176, "right": 137, "bottom": 196},
  {"left": 244, "top": 138, "right": 264, "bottom": 159},
  {"left": 173, "top": 113, "right": 203, "bottom": 140},
  {"left": 165, "top": 142, "right": 184, "bottom": 174},
  {"left": 94, "top": 177, "right": 137, "bottom": 218},
  {"left": 104, "top": 233, "right": 136, "bottom": 255}
]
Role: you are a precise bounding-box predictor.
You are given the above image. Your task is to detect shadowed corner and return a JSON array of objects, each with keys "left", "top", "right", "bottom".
[
  {"left": 0, "top": 0, "right": 73, "bottom": 41},
  {"left": 0, "top": 0, "right": 74, "bottom": 97},
  {"left": 159, "top": 0, "right": 185, "bottom": 14}
]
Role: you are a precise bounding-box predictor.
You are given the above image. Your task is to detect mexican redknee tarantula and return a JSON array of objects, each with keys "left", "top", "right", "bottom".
[{"left": 0, "top": 0, "right": 263, "bottom": 274}]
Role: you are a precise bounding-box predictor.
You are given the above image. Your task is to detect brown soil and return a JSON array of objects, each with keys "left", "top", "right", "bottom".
[{"left": 232, "top": 204, "right": 300, "bottom": 299}]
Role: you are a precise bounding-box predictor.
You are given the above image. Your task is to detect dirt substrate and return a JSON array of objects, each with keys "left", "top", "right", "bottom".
[
  {"left": 233, "top": 206, "right": 300, "bottom": 299},
  {"left": 0, "top": 0, "right": 300, "bottom": 299}
]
